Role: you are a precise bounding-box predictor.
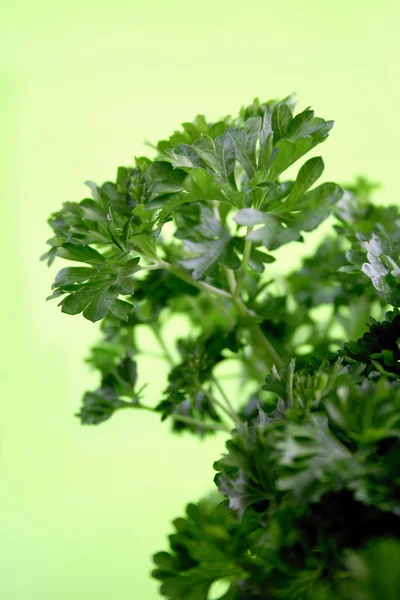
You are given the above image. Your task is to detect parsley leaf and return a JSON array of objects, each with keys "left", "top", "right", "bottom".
[{"left": 42, "top": 96, "right": 400, "bottom": 600}]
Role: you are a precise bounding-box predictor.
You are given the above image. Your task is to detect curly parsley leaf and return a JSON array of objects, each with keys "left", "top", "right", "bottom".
[
  {"left": 42, "top": 96, "right": 400, "bottom": 600},
  {"left": 77, "top": 354, "right": 145, "bottom": 424},
  {"left": 235, "top": 182, "right": 343, "bottom": 250},
  {"left": 48, "top": 254, "right": 140, "bottom": 322},
  {"left": 156, "top": 331, "right": 240, "bottom": 435},
  {"left": 152, "top": 497, "right": 251, "bottom": 600}
]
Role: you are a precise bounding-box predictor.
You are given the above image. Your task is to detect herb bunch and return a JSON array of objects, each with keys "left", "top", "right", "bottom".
[{"left": 42, "top": 96, "right": 400, "bottom": 599}]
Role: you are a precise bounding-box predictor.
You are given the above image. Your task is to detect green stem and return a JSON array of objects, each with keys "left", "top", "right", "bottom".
[
  {"left": 186, "top": 295, "right": 207, "bottom": 323},
  {"left": 232, "top": 297, "right": 284, "bottom": 370},
  {"left": 139, "top": 264, "right": 163, "bottom": 271},
  {"left": 135, "top": 403, "right": 155, "bottom": 412},
  {"left": 159, "top": 260, "right": 231, "bottom": 299},
  {"left": 126, "top": 325, "right": 135, "bottom": 350},
  {"left": 150, "top": 324, "right": 175, "bottom": 367},
  {"left": 211, "top": 375, "right": 239, "bottom": 420},
  {"left": 225, "top": 268, "right": 237, "bottom": 294},
  {"left": 208, "top": 295, "right": 236, "bottom": 329},
  {"left": 241, "top": 350, "right": 267, "bottom": 384},
  {"left": 135, "top": 403, "right": 230, "bottom": 433},
  {"left": 156, "top": 258, "right": 283, "bottom": 371},
  {"left": 202, "top": 385, "right": 241, "bottom": 425},
  {"left": 233, "top": 226, "right": 254, "bottom": 300},
  {"left": 171, "top": 413, "right": 231, "bottom": 433}
]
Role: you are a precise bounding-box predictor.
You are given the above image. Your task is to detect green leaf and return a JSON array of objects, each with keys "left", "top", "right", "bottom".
[
  {"left": 176, "top": 204, "right": 241, "bottom": 279},
  {"left": 272, "top": 102, "right": 293, "bottom": 143},
  {"left": 54, "top": 266, "right": 95, "bottom": 287},
  {"left": 227, "top": 127, "right": 256, "bottom": 180},
  {"left": 339, "top": 311, "right": 400, "bottom": 378},
  {"left": 148, "top": 161, "right": 187, "bottom": 198},
  {"left": 60, "top": 285, "right": 117, "bottom": 322},
  {"left": 235, "top": 183, "right": 343, "bottom": 250},
  {"left": 192, "top": 136, "right": 222, "bottom": 175},
  {"left": 50, "top": 254, "right": 140, "bottom": 322},
  {"left": 182, "top": 169, "right": 243, "bottom": 208},
  {"left": 43, "top": 98, "right": 400, "bottom": 600},
  {"left": 268, "top": 137, "right": 315, "bottom": 181},
  {"left": 233, "top": 208, "right": 269, "bottom": 227},
  {"left": 108, "top": 298, "right": 134, "bottom": 321},
  {"left": 287, "top": 156, "right": 324, "bottom": 204},
  {"left": 56, "top": 243, "right": 106, "bottom": 265},
  {"left": 243, "top": 117, "right": 262, "bottom": 166},
  {"left": 215, "top": 133, "right": 236, "bottom": 188},
  {"left": 156, "top": 331, "right": 240, "bottom": 435},
  {"left": 287, "top": 108, "right": 314, "bottom": 138},
  {"left": 181, "top": 237, "right": 240, "bottom": 280},
  {"left": 165, "top": 143, "right": 206, "bottom": 169},
  {"left": 258, "top": 132, "right": 274, "bottom": 171},
  {"left": 152, "top": 498, "right": 248, "bottom": 600},
  {"left": 342, "top": 229, "right": 400, "bottom": 306}
]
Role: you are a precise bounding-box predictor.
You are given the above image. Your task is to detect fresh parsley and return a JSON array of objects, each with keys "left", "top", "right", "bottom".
[{"left": 42, "top": 96, "right": 400, "bottom": 599}]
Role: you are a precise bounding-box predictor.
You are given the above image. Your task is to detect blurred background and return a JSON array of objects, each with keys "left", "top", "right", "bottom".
[{"left": 1, "top": 1, "right": 399, "bottom": 598}]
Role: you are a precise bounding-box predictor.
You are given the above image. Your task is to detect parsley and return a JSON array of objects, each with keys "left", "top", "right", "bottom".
[{"left": 42, "top": 96, "right": 400, "bottom": 599}]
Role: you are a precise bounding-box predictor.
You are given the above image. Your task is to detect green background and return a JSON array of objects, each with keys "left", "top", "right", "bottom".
[{"left": 1, "top": 1, "right": 399, "bottom": 598}]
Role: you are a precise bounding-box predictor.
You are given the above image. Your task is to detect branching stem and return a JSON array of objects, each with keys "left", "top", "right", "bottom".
[
  {"left": 202, "top": 385, "right": 241, "bottom": 425},
  {"left": 233, "top": 226, "right": 254, "bottom": 300},
  {"left": 159, "top": 259, "right": 231, "bottom": 299},
  {"left": 171, "top": 414, "right": 231, "bottom": 433},
  {"left": 232, "top": 297, "right": 284, "bottom": 370},
  {"left": 134, "top": 403, "right": 231, "bottom": 433},
  {"left": 150, "top": 324, "right": 175, "bottom": 367},
  {"left": 211, "top": 375, "right": 239, "bottom": 420},
  {"left": 156, "top": 258, "right": 284, "bottom": 371}
]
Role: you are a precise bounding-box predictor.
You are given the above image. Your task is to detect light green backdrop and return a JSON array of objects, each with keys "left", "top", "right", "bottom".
[{"left": 1, "top": 1, "right": 399, "bottom": 598}]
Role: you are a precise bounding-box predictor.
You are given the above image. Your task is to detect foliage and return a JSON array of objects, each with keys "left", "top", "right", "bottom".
[{"left": 42, "top": 96, "right": 400, "bottom": 598}]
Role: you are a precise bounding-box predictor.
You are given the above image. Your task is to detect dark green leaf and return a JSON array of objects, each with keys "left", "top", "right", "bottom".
[
  {"left": 272, "top": 103, "right": 293, "bottom": 143},
  {"left": 56, "top": 243, "right": 106, "bottom": 265},
  {"left": 287, "top": 156, "right": 324, "bottom": 203},
  {"left": 226, "top": 128, "right": 256, "bottom": 179}
]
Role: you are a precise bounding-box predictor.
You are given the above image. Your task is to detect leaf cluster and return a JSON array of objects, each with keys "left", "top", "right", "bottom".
[{"left": 42, "top": 96, "right": 400, "bottom": 599}]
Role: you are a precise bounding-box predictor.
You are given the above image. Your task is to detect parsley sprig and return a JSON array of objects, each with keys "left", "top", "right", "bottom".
[{"left": 42, "top": 96, "right": 400, "bottom": 598}]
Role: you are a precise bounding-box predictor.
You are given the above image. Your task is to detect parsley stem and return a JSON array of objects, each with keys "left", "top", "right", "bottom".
[
  {"left": 170, "top": 414, "right": 231, "bottom": 433},
  {"left": 139, "top": 264, "right": 163, "bottom": 271},
  {"left": 232, "top": 297, "right": 284, "bottom": 370},
  {"left": 203, "top": 386, "right": 241, "bottom": 425},
  {"left": 150, "top": 324, "right": 175, "bottom": 367},
  {"left": 225, "top": 268, "right": 237, "bottom": 294},
  {"left": 233, "top": 227, "right": 254, "bottom": 300},
  {"left": 126, "top": 325, "right": 135, "bottom": 350},
  {"left": 156, "top": 258, "right": 283, "bottom": 371},
  {"left": 134, "top": 404, "right": 231, "bottom": 433},
  {"left": 211, "top": 376, "right": 240, "bottom": 421},
  {"left": 159, "top": 260, "right": 231, "bottom": 299}
]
